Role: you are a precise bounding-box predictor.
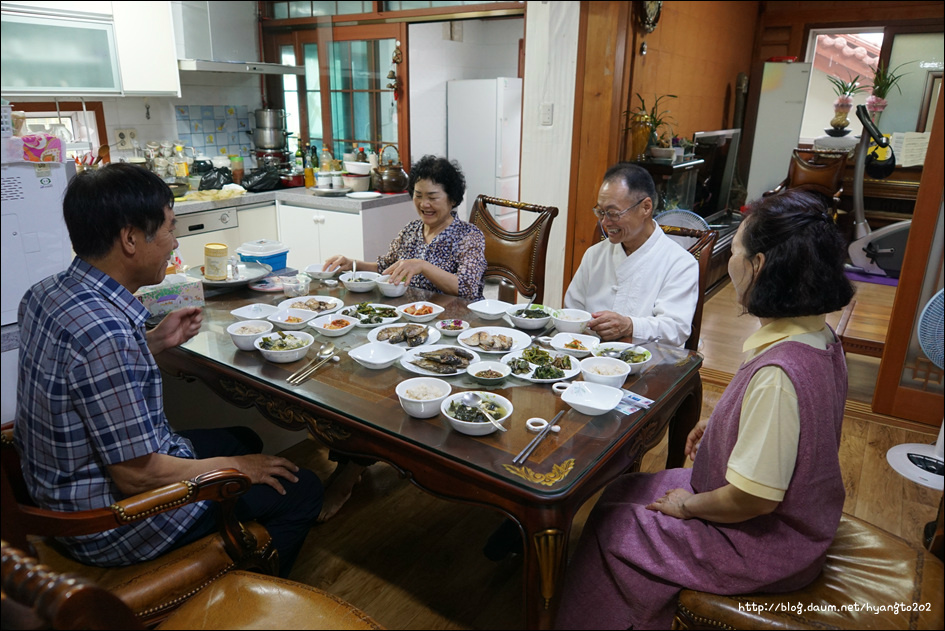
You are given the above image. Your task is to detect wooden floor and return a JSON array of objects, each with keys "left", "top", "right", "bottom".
[{"left": 277, "top": 279, "right": 940, "bottom": 630}]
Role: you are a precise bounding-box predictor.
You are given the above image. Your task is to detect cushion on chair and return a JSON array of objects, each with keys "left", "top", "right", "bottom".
[
  {"left": 674, "top": 514, "right": 944, "bottom": 630},
  {"left": 29, "top": 521, "right": 273, "bottom": 623},
  {"left": 158, "top": 570, "right": 384, "bottom": 630}
]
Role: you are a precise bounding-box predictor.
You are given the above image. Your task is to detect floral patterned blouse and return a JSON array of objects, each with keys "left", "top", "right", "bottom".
[{"left": 377, "top": 211, "right": 486, "bottom": 300}]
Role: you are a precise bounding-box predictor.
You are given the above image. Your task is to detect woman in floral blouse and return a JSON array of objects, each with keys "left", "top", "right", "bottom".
[{"left": 324, "top": 155, "right": 486, "bottom": 300}]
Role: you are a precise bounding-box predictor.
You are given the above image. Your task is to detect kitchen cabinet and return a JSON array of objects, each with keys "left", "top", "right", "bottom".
[{"left": 1, "top": 1, "right": 180, "bottom": 96}]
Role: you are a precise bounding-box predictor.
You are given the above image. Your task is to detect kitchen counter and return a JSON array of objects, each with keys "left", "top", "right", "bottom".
[{"left": 173, "top": 189, "right": 411, "bottom": 215}]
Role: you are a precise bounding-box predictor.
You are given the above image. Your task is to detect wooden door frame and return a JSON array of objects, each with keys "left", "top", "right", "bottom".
[{"left": 872, "top": 87, "right": 944, "bottom": 425}]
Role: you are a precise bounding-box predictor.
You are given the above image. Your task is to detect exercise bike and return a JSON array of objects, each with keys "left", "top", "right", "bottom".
[{"left": 847, "top": 105, "right": 911, "bottom": 278}]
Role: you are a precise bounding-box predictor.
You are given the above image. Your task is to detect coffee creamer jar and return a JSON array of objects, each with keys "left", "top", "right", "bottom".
[{"left": 204, "top": 243, "right": 229, "bottom": 280}]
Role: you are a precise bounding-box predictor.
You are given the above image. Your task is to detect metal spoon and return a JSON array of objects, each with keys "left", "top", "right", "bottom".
[{"left": 459, "top": 391, "right": 508, "bottom": 432}]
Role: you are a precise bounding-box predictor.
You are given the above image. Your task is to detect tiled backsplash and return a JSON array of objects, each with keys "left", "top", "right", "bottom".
[{"left": 174, "top": 105, "right": 252, "bottom": 157}]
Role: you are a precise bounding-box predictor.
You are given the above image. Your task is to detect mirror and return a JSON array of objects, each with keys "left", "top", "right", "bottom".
[
  {"left": 918, "top": 71, "right": 942, "bottom": 132},
  {"left": 881, "top": 31, "right": 944, "bottom": 134}
]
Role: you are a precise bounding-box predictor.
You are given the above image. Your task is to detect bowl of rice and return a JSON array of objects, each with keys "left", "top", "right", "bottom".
[
  {"left": 395, "top": 377, "right": 451, "bottom": 418},
  {"left": 227, "top": 320, "right": 274, "bottom": 351},
  {"left": 579, "top": 356, "right": 631, "bottom": 388}
]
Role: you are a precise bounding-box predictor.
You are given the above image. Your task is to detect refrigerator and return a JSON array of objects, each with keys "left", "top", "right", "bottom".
[
  {"left": 447, "top": 77, "right": 522, "bottom": 229},
  {"left": 743, "top": 62, "right": 811, "bottom": 202}
]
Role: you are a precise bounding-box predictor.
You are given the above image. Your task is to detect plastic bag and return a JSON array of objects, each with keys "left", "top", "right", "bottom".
[
  {"left": 199, "top": 167, "right": 233, "bottom": 190},
  {"left": 241, "top": 167, "right": 282, "bottom": 192}
]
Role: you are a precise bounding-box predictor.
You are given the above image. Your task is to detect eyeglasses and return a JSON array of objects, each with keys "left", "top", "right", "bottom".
[{"left": 592, "top": 197, "right": 647, "bottom": 222}]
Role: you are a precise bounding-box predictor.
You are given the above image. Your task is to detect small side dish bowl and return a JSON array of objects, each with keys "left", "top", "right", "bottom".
[
  {"left": 253, "top": 331, "right": 315, "bottom": 363},
  {"left": 440, "top": 392, "right": 513, "bottom": 436},
  {"left": 435, "top": 319, "right": 469, "bottom": 336},
  {"left": 398, "top": 301, "right": 445, "bottom": 323},
  {"left": 309, "top": 314, "right": 359, "bottom": 337},
  {"left": 267, "top": 308, "right": 318, "bottom": 331},
  {"left": 230, "top": 303, "right": 278, "bottom": 321},
  {"left": 304, "top": 263, "right": 336, "bottom": 280},
  {"left": 375, "top": 274, "right": 408, "bottom": 298},
  {"left": 348, "top": 342, "right": 405, "bottom": 370},
  {"left": 553, "top": 381, "right": 623, "bottom": 416},
  {"left": 506, "top": 303, "right": 553, "bottom": 330},
  {"left": 395, "top": 377, "right": 451, "bottom": 418},
  {"left": 466, "top": 361, "right": 511, "bottom": 386},
  {"left": 551, "top": 308, "right": 593, "bottom": 333},
  {"left": 591, "top": 343, "right": 652, "bottom": 374},
  {"left": 280, "top": 274, "right": 311, "bottom": 298},
  {"left": 227, "top": 320, "right": 273, "bottom": 351},
  {"left": 467, "top": 299, "right": 512, "bottom": 321},
  {"left": 580, "top": 356, "right": 632, "bottom": 388},
  {"left": 340, "top": 271, "right": 380, "bottom": 292},
  {"left": 549, "top": 332, "right": 598, "bottom": 359}
]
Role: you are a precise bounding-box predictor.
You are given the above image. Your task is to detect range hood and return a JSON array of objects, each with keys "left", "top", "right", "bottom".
[
  {"left": 173, "top": 1, "right": 302, "bottom": 76},
  {"left": 177, "top": 59, "right": 303, "bottom": 75}
]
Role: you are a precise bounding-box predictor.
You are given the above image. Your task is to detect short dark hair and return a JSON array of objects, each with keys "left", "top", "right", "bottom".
[
  {"left": 603, "top": 162, "right": 657, "bottom": 204},
  {"left": 407, "top": 155, "right": 466, "bottom": 208},
  {"left": 741, "top": 190, "right": 854, "bottom": 318},
  {"left": 63, "top": 163, "right": 173, "bottom": 260}
]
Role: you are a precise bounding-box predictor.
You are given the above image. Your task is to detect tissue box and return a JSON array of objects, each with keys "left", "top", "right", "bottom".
[{"left": 135, "top": 274, "right": 205, "bottom": 316}]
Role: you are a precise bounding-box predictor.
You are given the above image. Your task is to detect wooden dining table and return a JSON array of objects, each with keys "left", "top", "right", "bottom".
[{"left": 155, "top": 281, "right": 704, "bottom": 629}]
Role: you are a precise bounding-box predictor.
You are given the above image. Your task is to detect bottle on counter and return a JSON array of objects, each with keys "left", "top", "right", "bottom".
[
  {"left": 294, "top": 145, "right": 304, "bottom": 170},
  {"left": 304, "top": 165, "right": 315, "bottom": 188},
  {"left": 320, "top": 146, "right": 333, "bottom": 172},
  {"left": 171, "top": 145, "right": 189, "bottom": 183},
  {"left": 230, "top": 155, "right": 244, "bottom": 185},
  {"left": 356, "top": 146, "right": 368, "bottom": 162}
]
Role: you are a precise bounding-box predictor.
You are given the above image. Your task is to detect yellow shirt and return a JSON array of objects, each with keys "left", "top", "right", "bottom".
[{"left": 724, "top": 315, "right": 835, "bottom": 501}]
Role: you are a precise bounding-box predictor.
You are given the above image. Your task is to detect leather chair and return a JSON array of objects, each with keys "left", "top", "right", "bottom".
[
  {"left": 1, "top": 541, "right": 384, "bottom": 630},
  {"left": 673, "top": 513, "right": 945, "bottom": 630},
  {"left": 763, "top": 149, "right": 848, "bottom": 216},
  {"left": 660, "top": 225, "right": 717, "bottom": 352},
  {"left": 468, "top": 195, "right": 559, "bottom": 303},
  {"left": 0, "top": 428, "right": 277, "bottom": 626}
]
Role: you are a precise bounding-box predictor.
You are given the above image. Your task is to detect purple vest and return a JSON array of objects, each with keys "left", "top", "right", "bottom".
[{"left": 691, "top": 336, "right": 847, "bottom": 589}]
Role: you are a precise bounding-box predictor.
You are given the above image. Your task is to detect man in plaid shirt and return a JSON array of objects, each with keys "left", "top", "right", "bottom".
[{"left": 15, "top": 163, "right": 322, "bottom": 576}]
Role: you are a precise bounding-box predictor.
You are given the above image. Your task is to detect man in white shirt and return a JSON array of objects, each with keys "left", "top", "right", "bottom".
[{"left": 564, "top": 163, "right": 698, "bottom": 346}]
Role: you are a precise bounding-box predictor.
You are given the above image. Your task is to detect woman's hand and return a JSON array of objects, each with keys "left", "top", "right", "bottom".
[
  {"left": 146, "top": 307, "right": 202, "bottom": 355},
  {"left": 685, "top": 419, "right": 709, "bottom": 461},
  {"left": 323, "top": 255, "right": 353, "bottom": 273},
  {"left": 587, "top": 311, "right": 633, "bottom": 341},
  {"left": 646, "top": 488, "right": 693, "bottom": 519},
  {"left": 383, "top": 259, "right": 428, "bottom": 286}
]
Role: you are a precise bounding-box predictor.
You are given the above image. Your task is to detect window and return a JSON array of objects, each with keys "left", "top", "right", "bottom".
[{"left": 7, "top": 101, "right": 105, "bottom": 163}]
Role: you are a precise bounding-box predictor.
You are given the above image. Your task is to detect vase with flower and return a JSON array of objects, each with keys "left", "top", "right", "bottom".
[
  {"left": 826, "top": 74, "right": 867, "bottom": 134},
  {"left": 867, "top": 61, "right": 910, "bottom": 126}
]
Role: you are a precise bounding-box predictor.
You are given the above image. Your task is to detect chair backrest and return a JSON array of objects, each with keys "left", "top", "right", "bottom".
[
  {"left": 660, "top": 225, "right": 718, "bottom": 352},
  {"left": 785, "top": 149, "right": 848, "bottom": 211},
  {"left": 1, "top": 540, "right": 145, "bottom": 630},
  {"left": 468, "top": 195, "right": 559, "bottom": 303}
]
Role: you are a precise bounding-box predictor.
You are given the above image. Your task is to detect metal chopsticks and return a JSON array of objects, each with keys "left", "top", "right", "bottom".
[
  {"left": 513, "top": 410, "right": 565, "bottom": 465},
  {"left": 287, "top": 352, "right": 335, "bottom": 385},
  {"left": 286, "top": 349, "right": 325, "bottom": 383}
]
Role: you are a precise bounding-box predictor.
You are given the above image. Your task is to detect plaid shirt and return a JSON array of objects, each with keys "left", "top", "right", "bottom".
[{"left": 14, "top": 259, "right": 208, "bottom": 566}]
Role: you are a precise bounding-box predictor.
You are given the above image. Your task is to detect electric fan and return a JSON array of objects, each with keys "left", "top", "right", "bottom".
[
  {"left": 654, "top": 209, "right": 710, "bottom": 250},
  {"left": 885, "top": 288, "right": 944, "bottom": 491}
]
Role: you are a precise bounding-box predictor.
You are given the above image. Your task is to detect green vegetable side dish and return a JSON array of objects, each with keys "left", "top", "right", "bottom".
[
  {"left": 533, "top": 365, "right": 565, "bottom": 380},
  {"left": 343, "top": 302, "right": 398, "bottom": 322},
  {"left": 598, "top": 347, "right": 651, "bottom": 364},
  {"left": 258, "top": 332, "right": 307, "bottom": 351},
  {"left": 522, "top": 346, "right": 552, "bottom": 366},
  {"left": 447, "top": 400, "right": 506, "bottom": 423},
  {"left": 507, "top": 357, "right": 532, "bottom": 375},
  {"left": 513, "top": 307, "right": 549, "bottom": 319}
]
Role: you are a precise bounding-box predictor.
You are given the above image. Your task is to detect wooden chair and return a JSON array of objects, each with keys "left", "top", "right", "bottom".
[
  {"left": 660, "top": 225, "right": 718, "bottom": 352},
  {"left": 0, "top": 428, "right": 277, "bottom": 626},
  {"left": 673, "top": 513, "right": 945, "bottom": 630},
  {"left": 0, "top": 541, "right": 384, "bottom": 630},
  {"left": 763, "top": 149, "right": 848, "bottom": 216},
  {"left": 469, "top": 195, "right": 559, "bottom": 303}
]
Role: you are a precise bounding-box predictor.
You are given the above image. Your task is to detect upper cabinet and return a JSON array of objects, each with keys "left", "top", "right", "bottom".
[{"left": 1, "top": 1, "right": 180, "bottom": 96}]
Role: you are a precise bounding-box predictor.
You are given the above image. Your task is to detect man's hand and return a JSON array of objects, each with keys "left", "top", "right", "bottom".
[
  {"left": 146, "top": 307, "right": 202, "bottom": 355},
  {"left": 231, "top": 454, "right": 300, "bottom": 495},
  {"left": 587, "top": 310, "right": 632, "bottom": 341}
]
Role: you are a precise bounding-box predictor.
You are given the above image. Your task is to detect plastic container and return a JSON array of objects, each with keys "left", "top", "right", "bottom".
[
  {"left": 236, "top": 239, "right": 290, "bottom": 271},
  {"left": 204, "top": 243, "right": 228, "bottom": 280}
]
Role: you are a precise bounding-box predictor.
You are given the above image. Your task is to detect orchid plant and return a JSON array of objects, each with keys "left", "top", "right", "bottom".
[{"left": 867, "top": 61, "right": 910, "bottom": 114}]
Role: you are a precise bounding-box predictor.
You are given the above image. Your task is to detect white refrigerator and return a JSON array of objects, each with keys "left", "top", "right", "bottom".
[{"left": 447, "top": 77, "right": 522, "bottom": 229}]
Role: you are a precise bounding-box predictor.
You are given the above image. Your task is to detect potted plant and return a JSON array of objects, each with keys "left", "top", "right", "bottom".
[
  {"left": 867, "top": 61, "right": 910, "bottom": 124},
  {"left": 826, "top": 74, "right": 867, "bottom": 130},
  {"left": 624, "top": 93, "right": 677, "bottom": 159}
]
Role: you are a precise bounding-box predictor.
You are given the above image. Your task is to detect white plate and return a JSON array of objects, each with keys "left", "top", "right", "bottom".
[
  {"left": 247, "top": 276, "right": 284, "bottom": 293},
  {"left": 400, "top": 344, "right": 482, "bottom": 377},
  {"left": 338, "top": 303, "right": 402, "bottom": 328},
  {"left": 367, "top": 323, "right": 441, "bottom": 347},
  {"left": 548, "top": 332, "right": 599, "bottom": 358},
  {"left": 277, "top": 296, "right": 342, "bottom": 315},
  {"left": 346, "top": 191, "right": 382, "bottom": 199},
  {"left": 457, "top": 326, "right": 531, "bottom": 354},
  {"left": 501, "top": 349, "right": 580, "bottom": 383},
  {"left": 186, "top": 261, "right": 271, "bottom": 287},
  {"left": 230, "top": 303, "right": 278, "bottom": 321}
]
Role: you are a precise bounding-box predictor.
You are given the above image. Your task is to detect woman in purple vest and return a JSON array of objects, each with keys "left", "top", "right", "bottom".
[{"left": 555, "top": 189, "right": 855, "bottom": 630}]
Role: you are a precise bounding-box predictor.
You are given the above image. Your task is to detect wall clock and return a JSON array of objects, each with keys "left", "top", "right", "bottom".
[{"left": 640, "top": 1, "right": 662, "bottom": 34}]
